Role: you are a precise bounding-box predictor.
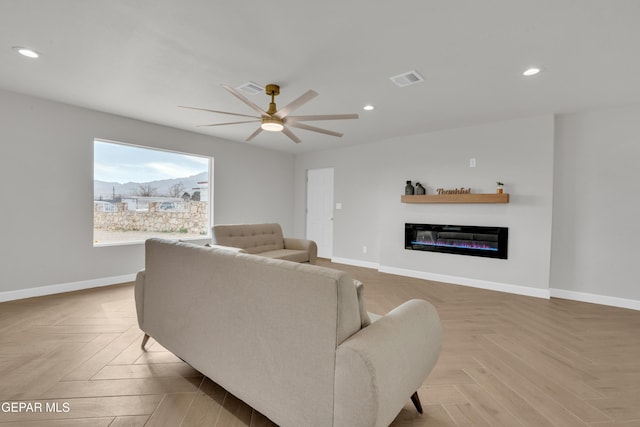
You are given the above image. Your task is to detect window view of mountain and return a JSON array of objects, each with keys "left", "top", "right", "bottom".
[{"left": 94, "top": 171, "right": 208, "bottom": 201}]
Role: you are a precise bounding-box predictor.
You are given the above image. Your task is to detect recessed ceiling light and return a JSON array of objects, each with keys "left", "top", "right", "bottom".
[
  {"left": 523, "top": 67, "right": 541, "bottom": 76},
  {"left": 12, "top": 46, "right": 39, "bottom": 58},
  {"left": 363, "top": 105, "right": 375, "bottom": 111}
]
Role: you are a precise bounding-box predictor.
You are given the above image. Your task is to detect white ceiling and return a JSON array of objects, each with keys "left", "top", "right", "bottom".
[{"left": 2, "top": 1, "right": 640, "bottom": 153}]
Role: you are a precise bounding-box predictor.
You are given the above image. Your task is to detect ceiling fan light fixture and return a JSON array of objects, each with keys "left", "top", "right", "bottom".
[{"left": 261, "top": 117, "right": 284, "bottom": 132}]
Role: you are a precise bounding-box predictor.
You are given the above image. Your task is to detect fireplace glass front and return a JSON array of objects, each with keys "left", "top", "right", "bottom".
[{"left": 405, "top": 223, "right": 508, "bottom": 259}]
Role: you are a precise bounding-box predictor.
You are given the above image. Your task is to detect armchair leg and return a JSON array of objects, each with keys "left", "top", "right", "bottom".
[
  {"left": 411, "top": 391, "right": 423, "bottom": 414},
  {"left": 141, "top": 333, "right": 150, "bottom": 351}
]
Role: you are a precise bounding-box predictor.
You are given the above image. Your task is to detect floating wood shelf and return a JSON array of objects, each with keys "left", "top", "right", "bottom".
[{"left": 401, "top": 193, "right": 510, "bottom": 204}]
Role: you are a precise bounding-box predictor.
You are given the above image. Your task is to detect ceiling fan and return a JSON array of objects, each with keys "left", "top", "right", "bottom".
[{"left": 180, "top": 84, "right": 359, "bottom": 144}]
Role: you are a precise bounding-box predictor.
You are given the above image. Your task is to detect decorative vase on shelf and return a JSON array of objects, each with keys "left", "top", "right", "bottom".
[
  {"left": 496, "top": 181, "right": 504, "bottom": 194},
  {"left": 415, "top": 182, "right": 426, "bottom": 195},
  {"left": 405, "top": 181, "right": 415, "bottom": 195}
]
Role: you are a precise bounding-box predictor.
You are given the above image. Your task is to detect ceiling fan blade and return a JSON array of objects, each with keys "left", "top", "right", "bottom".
[
  {"left": 246, "top": 127, "right": 264, "bottom": 142},
  {"left": 281, "top": 126, "right": 302, "bottom": 144},
  {"left": 179, "top": 106, "right": 260, "bottom": 119},
  {"left": 286, "top": 113, "right": 359, "bottom": 122},
  {"left": 222, "top": 84, "right": 267, "bottom": 115},
  {"left": 274, "top": 90, "right": 318, "bottom": 119},
  {"left": 198, "top": 120, "right": 260, "bottom": 127},
  {"left": 287, "top": 121, "right": 343, "bottom": 138}
]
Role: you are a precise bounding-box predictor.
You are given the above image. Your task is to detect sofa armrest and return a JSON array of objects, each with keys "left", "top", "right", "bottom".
[
  {"left": 334, "top": 299, "right": 442, "bottom": 427},
  {"left": 134, "top": 270, "right": 145, "bottom": 329},
  {"left": 283, "top": 237, "right": 318, "bottom": 264}
]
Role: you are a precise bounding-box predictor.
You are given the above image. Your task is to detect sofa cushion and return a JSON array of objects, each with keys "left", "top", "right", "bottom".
[
  {"left": 260, "top": 249, "right": 310, "bottom": 263},
  {"left": 212, "top": 223, "right": 285, "bottom": 254}
]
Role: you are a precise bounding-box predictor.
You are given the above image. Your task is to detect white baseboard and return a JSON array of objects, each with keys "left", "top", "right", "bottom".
[
  {"left": 0, "top": 274, "right": 137, "bottom": 303},
  {"left": 330, "top": 257, "right": 380, "bottom": 270},
  {"left": 379, "top": 265, "right": 551, "bottom": 300},
  {"left": 550, "top": 288, "right": 640, "bottom": 311},
  {"left": 330, "top": 258, "right": 550, "bottom": 299},
  {"left": 335, "top": 260, "right": 639, "bottom": 310},
  {"left": 5, "top": 269, "right": 637, "bottom": 312}
]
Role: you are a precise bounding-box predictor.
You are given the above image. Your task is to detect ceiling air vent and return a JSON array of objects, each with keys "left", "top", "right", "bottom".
[
  {"left": 236, "top": 82, "right": 264, "bottom": 95},
  {"left": 389, "top": 70, "right": 424, "bottom": 87}
]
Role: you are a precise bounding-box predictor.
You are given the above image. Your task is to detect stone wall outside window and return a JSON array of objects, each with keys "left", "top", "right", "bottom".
[{"left": 94, "top": 201, "right": 208, "bottom": 235}]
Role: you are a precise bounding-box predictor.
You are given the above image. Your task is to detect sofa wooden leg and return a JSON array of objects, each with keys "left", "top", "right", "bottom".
[
  {"left": 141, "top": 333, "right": 150, "bottom": 350},
  {"left": 411, "top": 391, "right": 423, "bottom": 414}
]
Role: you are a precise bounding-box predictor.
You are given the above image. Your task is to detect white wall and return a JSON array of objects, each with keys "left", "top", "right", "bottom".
[
  {"left": 295, "top": 115, "right": 555, "bottom": 296},
  {"left": 0, "top": 89, "right": 294, "bottom": 297},
  {"left": 551, "top": 106, "right": 640, "bottom": 303}
]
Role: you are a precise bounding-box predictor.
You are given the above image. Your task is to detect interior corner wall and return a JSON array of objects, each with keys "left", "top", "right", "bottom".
[
  {"left": 551, "top": 106, "right": 640, "bottom": 301},
  {"left": 0, "top": 89, "right": 294, "bottom": 295},
  {"left": 294, "top": 115, "right": 555, "bottom": 293}
]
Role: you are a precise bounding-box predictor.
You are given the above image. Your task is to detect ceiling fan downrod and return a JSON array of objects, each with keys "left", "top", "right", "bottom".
[{"left": 265, "top": 84, "right": 280, "bottom": 115}]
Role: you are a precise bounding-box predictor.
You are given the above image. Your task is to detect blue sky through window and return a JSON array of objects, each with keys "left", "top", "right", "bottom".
[{"left": 94, "top": 140, "right": 209, "bottom": 183}]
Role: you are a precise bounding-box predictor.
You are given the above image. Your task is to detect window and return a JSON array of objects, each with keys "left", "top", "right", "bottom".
[{"left": 93, "top": 139, "right": 212, "bottom": 246}]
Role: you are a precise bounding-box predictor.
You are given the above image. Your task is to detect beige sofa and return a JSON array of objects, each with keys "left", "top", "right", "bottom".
[
  {"left": 211, "top": 223, "right": 317, "bottom": 264},
  {"left": 135, "top": 238, "right": 442, "bottom": 427}
]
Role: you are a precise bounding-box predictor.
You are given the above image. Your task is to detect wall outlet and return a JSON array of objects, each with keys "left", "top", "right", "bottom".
[
  {"left": 362, "top": 245, "right": 368, "bottom": 254},
  {"left": 469, "top": 158, "right": 477, "bottom": 167}
]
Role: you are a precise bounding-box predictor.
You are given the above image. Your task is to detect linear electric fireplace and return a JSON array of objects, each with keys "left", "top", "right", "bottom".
[{"left": 405, "top": 223, "right": 508, "bottom": 259}]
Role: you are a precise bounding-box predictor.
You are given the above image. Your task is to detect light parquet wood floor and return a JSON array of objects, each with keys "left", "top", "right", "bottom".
[{"left": 1, "top": 259, "right": 639, "bottom": 426}]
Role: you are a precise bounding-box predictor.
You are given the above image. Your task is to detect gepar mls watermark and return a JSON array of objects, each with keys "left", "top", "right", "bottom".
[{"left": 1, "top": 401, "right": 70, "bottom": 413}]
